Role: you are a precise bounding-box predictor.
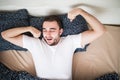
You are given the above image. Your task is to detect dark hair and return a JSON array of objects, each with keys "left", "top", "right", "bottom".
[{"left": 42, "top": 15, "right": 63, "bottom": 29}]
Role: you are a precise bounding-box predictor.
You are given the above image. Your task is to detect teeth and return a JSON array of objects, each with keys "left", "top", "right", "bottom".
[{"left": 47, "top": 39, "right": 52, "bottom": 40}]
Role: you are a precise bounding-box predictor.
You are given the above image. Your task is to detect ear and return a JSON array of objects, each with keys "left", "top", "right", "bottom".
[{"left": 60, "top": 28, "right": 63, "bottom": 35}]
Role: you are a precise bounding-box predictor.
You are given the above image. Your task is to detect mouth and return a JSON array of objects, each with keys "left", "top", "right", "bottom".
[
  {"left": 44, "top": 37, "right": 53, "bottom": 44},
  {"left": 46, "top": 38, "right": 53, "bottom": 42},
  {"left": 47, "top": 38, "right": 52, "bottom": 40}
]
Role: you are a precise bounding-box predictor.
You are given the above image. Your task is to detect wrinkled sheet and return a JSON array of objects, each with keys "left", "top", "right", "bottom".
[{"left": 72, "top": 25, "right": 120, "bottom": 80}]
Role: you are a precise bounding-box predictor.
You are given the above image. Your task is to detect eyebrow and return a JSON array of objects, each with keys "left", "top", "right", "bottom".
[
  {"left": 50, "top": 28, "right": 56, "bottom": 30},
  {"left": 42, "top": 28, "right": 56, "bottom": 30}
]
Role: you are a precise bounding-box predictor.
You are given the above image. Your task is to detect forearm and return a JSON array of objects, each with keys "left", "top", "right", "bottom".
[
  {"left": 1, "top": 27, "right": 30, "bottom": 38},
  {"left": 1, "top": 26, "right": 41, "bottom": 47}
]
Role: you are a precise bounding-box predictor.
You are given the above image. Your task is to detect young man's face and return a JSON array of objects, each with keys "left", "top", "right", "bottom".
[{"left": 42, "top": 21, "right": 63, "bottom": 46}]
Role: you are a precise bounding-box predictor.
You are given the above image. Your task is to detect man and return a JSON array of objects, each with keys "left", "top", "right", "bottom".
[{"left": 1, "top": 8, "right": 106, "bottom": 80}]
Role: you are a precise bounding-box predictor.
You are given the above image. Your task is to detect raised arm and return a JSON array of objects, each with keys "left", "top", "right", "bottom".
[
  {"left": 1, "top": 26, "right": 41, "bottom": 47},
  {"left": 68, "top": 8, "right": 106, "bottom": 46}
]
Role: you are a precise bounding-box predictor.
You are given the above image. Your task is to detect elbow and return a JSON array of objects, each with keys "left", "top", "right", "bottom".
[
  {"left": 99, "top": 26, "right": 107, "bottom": 36},
  {"left": 102, "top": 26, "right": 106, "bottom": 34},
  {"left": 95, "top": 26, "right": 107, "bottom": 37},
  {"left": 1, "top": 32, "right": 5, "bottom": 39},
  {"left": 1, "top": 32, "right": 7, "bottom": 40}
]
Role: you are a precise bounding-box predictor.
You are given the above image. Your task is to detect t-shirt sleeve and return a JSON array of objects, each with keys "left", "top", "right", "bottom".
[
  {"left": 69, "top": 33, "right": 84, "bottom": 49},
  {"left": 23, "top": 35, "right": 39, "bottom": 50}
]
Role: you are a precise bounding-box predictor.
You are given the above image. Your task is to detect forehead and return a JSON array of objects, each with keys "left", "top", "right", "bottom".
[{"left": 43, "top": 21, "right": 59, "bottom": 28}]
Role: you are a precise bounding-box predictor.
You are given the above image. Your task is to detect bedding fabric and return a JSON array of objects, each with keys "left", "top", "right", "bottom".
[
  {"left": 0, "top": 62, "right": 119, "bottom": 80},
  {"left": 0, "top": 25, "right": 120, "bottom": 80},
  {"left": 95, "top": 72, "right": 119, "bottom": 80},
  {"left": 0, "top": 62, "right": 43, "bottom": 80},
  {"left": 72, "top": 25, "right": 120, "bottom": 80},
  {"left": 0, "top": 9, "right": 89, "bottom": 52},
  {"left": 0, "top": 9, "right": 29, "bottom": 51}
]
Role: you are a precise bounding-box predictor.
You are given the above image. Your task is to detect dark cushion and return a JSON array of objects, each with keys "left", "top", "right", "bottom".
[
  {"left": 95, "top": 72, "right": 119, "bottom": 80},
  {"left": 0, "top": 63, "right": 42, "bottom": 80},
  {"left": 30, "top": 14, "right": 89, "bottom": 52},
  {"left": 0, "top": 9, "right": 29, "bottom": 51}
]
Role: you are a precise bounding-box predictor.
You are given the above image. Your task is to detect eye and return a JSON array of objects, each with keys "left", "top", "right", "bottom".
[
  {"left": 43, "top": 29, "right": 47, "bottom": 32},
  {"left": 50, "top": 29, "right": 55, "bottom": 32},
  {"left": 50, "top": 28, "right": 56, "bottom": 32}
]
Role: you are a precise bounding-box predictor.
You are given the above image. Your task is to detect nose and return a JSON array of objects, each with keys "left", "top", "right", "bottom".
[
  {"left": 44, "top": 31, "right": 51, "bottom": 37},
  {"left": 46, "top": 31, "right": 51, "bottom": 35}
]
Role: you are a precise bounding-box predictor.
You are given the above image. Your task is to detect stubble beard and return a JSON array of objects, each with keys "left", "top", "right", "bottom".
[{"left": 44, "top": 37, "right": 60, "bottom": 46}]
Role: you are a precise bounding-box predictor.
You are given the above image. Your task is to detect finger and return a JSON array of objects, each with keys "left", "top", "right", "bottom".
[
  {"left": 67, "top": 14, "right": 74, "bottom": 20},
  {"left": 34, "top": 34, "right": 40, "bottom": 38}
]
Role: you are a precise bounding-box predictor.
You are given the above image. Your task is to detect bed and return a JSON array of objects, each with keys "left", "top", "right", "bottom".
[
  {"left": 0, "top": 0, "right": 120, "bottom": 80},
  {"left": 0, "top": 25, "right": 120, "bottom": 80}
]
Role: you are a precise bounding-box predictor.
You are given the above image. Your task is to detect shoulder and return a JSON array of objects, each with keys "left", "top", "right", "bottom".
[
  {"left": 64, "top": 33, "right": 81, "bottom": 39},
  {"left": 23, "top": 35, "right": 43, "bottom": 49},
  {"left": 23, "top": 35, "right": 40, "bottom": 40},
  {"left": 61, "top": 33, "right": 82, "bottom": 42},
  {"left": 23, "top": 35, "right": 41, "bottom": 44}
]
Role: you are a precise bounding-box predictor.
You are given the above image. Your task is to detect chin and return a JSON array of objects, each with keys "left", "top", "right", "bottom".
[
  {"left": 48, "top": 44, "right": 54, "bottom": 46},
  {"left": 47, "top": 42, "right": 53, "bottom": 46},
  {"left": 48, "top": 42, "right": 57, "bottom": 46}
]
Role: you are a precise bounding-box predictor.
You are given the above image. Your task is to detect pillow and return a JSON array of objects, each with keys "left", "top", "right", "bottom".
[
  {"left": 0, "top": 9, "right": 28, "bottom": 20},
  {"left": 0, "top": 9, "right": 29, "bottom": 51},
  {"left": 30, "top": 14, "right": 89, "bottom": 52}
]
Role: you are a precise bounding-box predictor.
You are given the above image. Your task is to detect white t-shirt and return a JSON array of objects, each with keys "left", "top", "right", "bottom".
[{"left": 23, "top": 34, "right": 83, "bottom": 80}]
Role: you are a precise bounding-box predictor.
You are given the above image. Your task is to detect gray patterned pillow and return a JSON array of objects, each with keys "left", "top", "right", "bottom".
[{"left": 0, "top": 9, "right": 29, "bottom": 51}]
